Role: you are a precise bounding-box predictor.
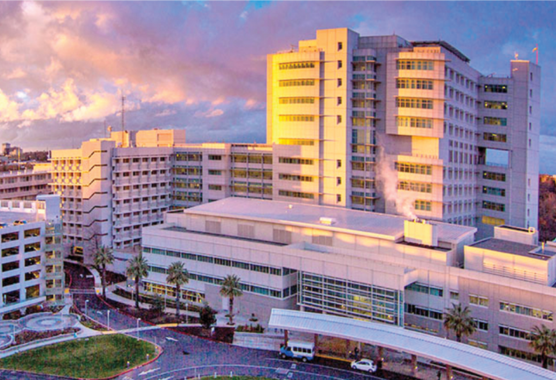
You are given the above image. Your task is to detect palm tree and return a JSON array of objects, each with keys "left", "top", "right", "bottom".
[
  {"left": 126, "top": 254, "right": 149, "bottom": 309},
  {"left": 166, "top": 261, "right": 189, "bottom": 317},
  {"left": 529, "top": 324, "right": 556, "bottom": 369},
  {"left": 220, "top": 274, "right": 243, "bottom": 325},
  {"left": 443, "top": 303, "right": 476, "bottom": 343},
  {"left": 93, "top": 246, "right": 114, "bottom": 300}
]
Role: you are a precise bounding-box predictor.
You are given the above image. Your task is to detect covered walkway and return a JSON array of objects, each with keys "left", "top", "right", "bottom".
[{"left": 269, "top": 309, "right": 556, "bottom": 380}]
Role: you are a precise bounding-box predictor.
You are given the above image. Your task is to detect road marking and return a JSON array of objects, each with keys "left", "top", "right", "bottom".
[
  {"left": 291, "top": 363, "right": 297, "bottom": 370},
  {"left": 139, "top": 368, "right": 160, "bottom": 376},
  {"left": 165, "top": 337, "right": 178, "bottom": 342},
  {"left": 276, "top": 368, "right": 289, "bottom": 374},
  {"left": 157, "top": 377, "right": 173, "bottom": 380}
]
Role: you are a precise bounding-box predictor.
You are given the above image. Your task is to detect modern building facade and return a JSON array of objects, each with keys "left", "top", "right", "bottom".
[
  {"left": 142, "top": 198, "right": 556, "bottom": 366},
  {"left": 267, "top": 28, "right": 540, "bottom": 238},
  {"left": 0, "top": 195, "right": 64, "bottom": 314},
  {"left": 0, "top": 168, "right": 51, "bottom": 200}
]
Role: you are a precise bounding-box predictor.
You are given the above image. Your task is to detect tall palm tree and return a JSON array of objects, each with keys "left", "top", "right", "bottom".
[
  {"left": 220, "top": 274, "right": 243, "bottom": 325},
  {"left": 93, "top": 246, "right": 114, "bottom": 300},
  {"left": 166, "top": 261, "right": 189, "bottom": 317},
  {"left": 443, "top": 303, "right": 476, "bottom": 343},
  {"left": 529, "top": 324, "right": 556, "bottom": 369},
  {"left": 126, "top": 254, "right": 149, "bottom": 309}
]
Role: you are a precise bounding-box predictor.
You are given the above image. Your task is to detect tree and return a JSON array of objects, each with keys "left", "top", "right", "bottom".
[
  {"left": 126, "top": 254, "right": 149, "bottom": 309},
  {"left": 93, "top": 246, "right": 114, "bottom": 300},
  {"left": 443, "top": 303, "right": 476, "bottom": 343},
  {"left": 219, "top": 274, "right": 243, "bottom": 325},
  {"left": 200, "top": 305, "right": 217, "bottom": 329},
  {"left": 166, "top": 261, "right": 189, "bottom": 317},
  {"left": 151, "top": 294, "right": 165, "bottom": 317},
  {"left": 529, "top": 324, "right": 556, "bottom": 369}
]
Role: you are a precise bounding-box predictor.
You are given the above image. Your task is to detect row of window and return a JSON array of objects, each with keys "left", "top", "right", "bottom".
[
  {"left": 414, "top": 200, "right": 432, "bottom": 211},
  {"left": 279, "top": 115, "right": 315, "bottom": 122},
  {"left": 405, "top": 283, "right": 443, "bottom": 297},
  {"left": 278, "top": 190, "right": 314, "bottom": 199},
  {"left": 405, "top": 304, "right": 443, "bottom": 320},
  {"left": 278, "top": 138, "right": 315, "bottom": 146},
  {"left": 483, "top": 186, "right": 506, "bottom": 197},
  {"left": 483, "top": 133, "right": 507, "bottom": 143},
  {"left": 396, "top": 98, "right": 434, "bottom": 110},
  {"left": 279, "top": 79, "right": 315, "bottom": 87},
  {"left": 484, "top": 101, "right": 508, "bottom": 110},
  {"left": 481, "top": 216, "right": 505, "bottom": 226},
  {"left": 278, "top": 174, "right": 313, "bottom": 182},
  {"left": 279, "top": 97, "right": 316, "bottom": 105},
  {"left": 278, "top": 157, "right": 314, "bottom": 165},
  {"left": 482, "top": 201, "right": 505, "bottom": 212},
  {"left": 484, "top": 117, "right": 507, "bottom": 126},
  {"left": 397, "top": 60, "right": 434, "bottom": 71},
  {"left": 279, "top": 62, "right": 316, "bottom": 70},
  {"left": 484, "top": 84, "right": 508, "bottom": 93},
  {"left": 144, "top": 246, "right": 291, "bottom": 276},
  {"left": 396, "top": 79, "right": 434, "bottom": 90},
  {"left": 398, "top": 181, "right": 432, "bottom": 194},
  {"left": 483, "top": 171, "right": 506, "bottom": 182},
  {"left": 500, "top": 301, "right": 553, "bottom": 321},
  {"left": 395, "top": 162, "right": 432, "bottom": 176},
  {"left": 396, "top": 117, "right": 433, "bottom": 129}
]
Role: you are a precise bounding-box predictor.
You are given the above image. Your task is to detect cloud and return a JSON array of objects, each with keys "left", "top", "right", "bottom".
[{"left": 194, "top": 108, "right": 224, "bottom": 118}]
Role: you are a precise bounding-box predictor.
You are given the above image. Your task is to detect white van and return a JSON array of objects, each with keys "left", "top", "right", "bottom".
[{"left": 279, "top": 340, "right": 315, "bottom": 362}]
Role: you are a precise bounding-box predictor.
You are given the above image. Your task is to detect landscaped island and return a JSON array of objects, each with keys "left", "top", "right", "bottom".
[{"left": 0, "top": 334, "right": 156, "bottom": 378}]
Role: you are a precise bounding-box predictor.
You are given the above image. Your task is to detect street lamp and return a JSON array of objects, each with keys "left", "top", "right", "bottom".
[
  {"left": 136, "top": 318, "right": 141, "bottom": 340},
  {"left": 107, "top": 310, "right": 110, "bottom": 330},
  {"left": 85, "top": 300, "right": 89, "bottom": 316},
  {"left": 185, "top": 302, "right": 189, "bottom": 325}
]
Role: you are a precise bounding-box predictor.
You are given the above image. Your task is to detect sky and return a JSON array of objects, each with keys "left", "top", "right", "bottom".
[{"left": 1, "top": 1, "right": 555, "bottom": 172}]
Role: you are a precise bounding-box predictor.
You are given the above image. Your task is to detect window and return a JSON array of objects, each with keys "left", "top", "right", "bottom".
[
  {"left": 483, "top": 133, "right": 507, "bottom": 143},
  {"left": 469, "top": 295, "right": 489, "bottom": 307},
  {"left": 278, "top": 157, "right": 314, "bottom": 165},
  {"left": 483, "top": 117, "right": 507, "bottom": 126},
  {"left": 279, "top": 174, "right": 313, "bottom": 182},
  {"left": 395, "top": 162, "right": 432, "bottom": 175},
  {"left": 396, "top": 117, "right": 432, "bottom": 129},
  {"left": 278, "top": 138, "right": 314, "bottom": 146},
  {"left": 396, "top": 98, "right": 433, "bottom": 110},
  {"left": 336, "top": 194, "right": 341, "bottom": 203},
  {"left": 337, "top": 78, "right": 342, "bottom": 87},
  {"left": 484, "top": 101, "right": 508, "bottom": 110},
  {"left": 499, "top": 325, "right": 530, "bottom": 340},
  {"left": 337, "top": 60, "right": 342, "bottom": 69},
  {"left": 406, "top": 283, "right": 444, "bottom": 297},
  {"left": 483, "top": 171, "right": 506, "bottom": 182},
  {"left": 483, "top": 186, "right": 505, "bottom": 197},
  {"left": 279, "top": 97, "right": 315, "bottom": 105},
  {"left": 482, "top": 201, "right": 505, "bottom": 212},
  {"left": 208, "top": 170, "right": 222, "bottom": 176},
  {"left": 337, "top": 42, "right": 343, "bottom": 51},
  {"left": 337, "top": 115, "right": 342, "bottom": 124},
  {"left": 279, "top": 62, "right": 315, "bottom": 70},
  {"left": 279, "top": 79, "right": 315, "bottom": 87},
  {"left": 405, "top": 304, "right": 443, "bottom": 320},
  {"left": 279, "top": 115, "right": 315, "bottom": 122},
  {"left": 500, "top": 301, "right": 553, "bottom": 321},
  {"left": 450, "top": 291, "right": 459, "bottom": 300},
  {"left": 208, "top": 155, "right": 222, "bottom": 161},
  {"left": 278, "top": 190, "right": 314, "bottom": 199},
  {"left": 398, "top": 181, "right": 432, "bottom": 193},
  {"left": 396, "top": 79, "right": 434, "bottom": 90},
  {"left": 396, "top": 60, "right": 434, "bottom": 71},
  {"left": 415, "top": 200, "right": 432, "bottom": 211},
  {"left": 208, "top": 185, "right": 222, "bottom": 191},
  {"left": 337, "top": 159, "right": 342, "bottom": 168},
  {"left": 484, "top": 84, "right": 508, "bottom": 93},
  {"left": 474, "top": 319, "right": 489, "bottom": 332}
]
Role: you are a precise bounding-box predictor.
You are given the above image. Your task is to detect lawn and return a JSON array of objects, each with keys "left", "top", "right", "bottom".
[
  {"left": 202, "top": 378, "right": 273, "bottom": 380},
  {"left": 0, "top": 334, "right": 156, "bottom": 379}
]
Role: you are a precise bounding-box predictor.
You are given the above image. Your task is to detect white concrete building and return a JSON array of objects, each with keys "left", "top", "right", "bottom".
[
  {"left": 0, "top": 195, "right": 63, "bottom": 314},
  {"left": 267, "top": 28, "right": 540, "bottom": 238},
  {"left": 141, "top": 198, "right": 556, "bottom": 366},
  {"left": 0, "top": 167, "right": 51, "bottom": 200}
]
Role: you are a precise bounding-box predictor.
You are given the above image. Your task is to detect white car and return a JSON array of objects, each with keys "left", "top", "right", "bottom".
[{"left": 351, "top": 359, "right": 377, "bottom": 373}]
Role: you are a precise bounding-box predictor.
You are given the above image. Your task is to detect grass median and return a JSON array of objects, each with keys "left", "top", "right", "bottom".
[{"left": 0, "top": 334, "right": 156, "bottom": 379}]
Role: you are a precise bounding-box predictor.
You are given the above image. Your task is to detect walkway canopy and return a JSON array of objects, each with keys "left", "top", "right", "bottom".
[{"left": 268, "top": 309, "right": 556, "bottom": 380}]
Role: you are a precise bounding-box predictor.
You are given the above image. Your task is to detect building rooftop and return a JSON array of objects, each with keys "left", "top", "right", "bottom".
[
  {"left": 182, "top": 198, "right": 476, "bottom": 244},
  {"left": 0, "top": 210, "right": 40, "bottom": 225},
  {"left": 470, "top": 238, "right": 553, "bottom": 260},
  {"left": 411, "top": 40, "right": 471, "bottom": 63}
]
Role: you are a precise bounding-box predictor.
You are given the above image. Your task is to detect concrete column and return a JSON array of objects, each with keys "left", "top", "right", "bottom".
[
  {"left": 314, "top": 334, "right": 319, "bottom": 350},
  {"left": 377, "top": 346, "right": 384, "bottom": 369},
  {"left": 411, "top": 354, "right": 418, "bottom": 375},
  {"left": 446, "top": 365, "right": 453, "bottom": 380},
  {"left": 284, "top": 330, "right": 288, "bottom": 347},
  {"left": 346, "top": 339, "right": 350, "bottom": 359}
]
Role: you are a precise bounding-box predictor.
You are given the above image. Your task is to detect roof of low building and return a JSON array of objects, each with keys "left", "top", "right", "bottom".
[
  {"left": 181, "top": 198, "right": 476, "bottom": 244},
  {"left": 470, "top": 238, "right": 553, "bottom": 260}
]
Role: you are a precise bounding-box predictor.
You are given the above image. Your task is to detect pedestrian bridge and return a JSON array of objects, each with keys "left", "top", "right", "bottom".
[{"left": 268, "top": 309, "right": 556, "bottom": 380}]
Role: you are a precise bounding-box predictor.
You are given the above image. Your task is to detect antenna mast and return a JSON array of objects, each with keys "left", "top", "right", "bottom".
[{"left": 121, "top": 92, "right": 125, "bottom": 133}]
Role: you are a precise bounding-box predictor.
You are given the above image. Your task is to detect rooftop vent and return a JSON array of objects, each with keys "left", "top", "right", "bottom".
[
  {"left": 404, "top": 219, "right": 438, "bottom": 247},
  {"left": 319, "top": 217, "right": 337, "bottom": 226}
]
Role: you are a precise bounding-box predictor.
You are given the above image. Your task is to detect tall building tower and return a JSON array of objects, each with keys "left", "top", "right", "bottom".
[{"left": 268, "top": 28, "right": 539, "bottom": 237}]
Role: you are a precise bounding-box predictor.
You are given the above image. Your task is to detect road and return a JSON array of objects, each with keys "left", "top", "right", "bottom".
[{"left": 0, "top": 263, "right": 386, "bottom": 380}]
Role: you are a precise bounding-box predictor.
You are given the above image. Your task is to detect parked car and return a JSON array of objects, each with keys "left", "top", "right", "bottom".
[
  {"left": 13, "top": 220, "right": 27, "bottom": 225},
  {"left": 279, "top": 340, "right": 315, "bottom": 362},
  {"left": 351, "top": 358, "right": 377, "bottom": 373},
  {"left": 0, "top": 223, "right": 7, "bottom": 229}
]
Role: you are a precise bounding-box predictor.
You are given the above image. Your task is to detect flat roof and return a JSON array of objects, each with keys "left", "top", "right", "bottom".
[
  {"left": 470, "top": 238, "right": 552, "bottom": 260},
  {"left": 182, "top": 198, "right": 476, "bottom": 244},
  {"left": 0, "top": 210, "right": 39, "bottom": 225},
  {"left": 269, "top": 309, "right": 556, "bottom": 380}
]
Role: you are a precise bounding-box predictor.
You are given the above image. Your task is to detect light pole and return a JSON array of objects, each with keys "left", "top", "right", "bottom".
[
  {"left": 85, "top": 300, "right": 89, "bottom": 317},
  {"left": 136, "top": 318, "right": 141, "bottom": 340},
  {"left": 186, "top": 302, "right": 189, "bottom": 324},
  {"left": 107, "top": 310, "right": 110, "bottom": 330}
]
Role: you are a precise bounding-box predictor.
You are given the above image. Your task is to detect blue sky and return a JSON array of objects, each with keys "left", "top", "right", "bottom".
[{"left": 0, "top": 1, "right": 554, "bottom": 172}]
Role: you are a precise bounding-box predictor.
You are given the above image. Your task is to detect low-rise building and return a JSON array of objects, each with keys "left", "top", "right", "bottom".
[
  {"left": 0, "top": 168, "right": 51, "bottom": 200},
  {"left": 0, "top": 195, "right": 64, "bottom": 315},
  {"left": 141, "top": 198, "right": 556, "bottom": 366}
]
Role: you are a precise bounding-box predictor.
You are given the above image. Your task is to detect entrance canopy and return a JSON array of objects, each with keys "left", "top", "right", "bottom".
[{"left": 269, "top": 309, "right": 556, "bottom": 380}]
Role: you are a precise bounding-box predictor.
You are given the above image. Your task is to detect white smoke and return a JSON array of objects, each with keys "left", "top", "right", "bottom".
[{"left": 375, "top": 145, "right": 418, "bottom": 220}]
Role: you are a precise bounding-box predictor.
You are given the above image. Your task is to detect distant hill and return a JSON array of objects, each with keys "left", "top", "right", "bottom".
[{"left": 539, "top": 175, "right": 556, "bottom": 242}]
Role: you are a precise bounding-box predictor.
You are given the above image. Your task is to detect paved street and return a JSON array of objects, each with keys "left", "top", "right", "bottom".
[{"left": 0, "top": 263, "right": 386, "bottom": 380}]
